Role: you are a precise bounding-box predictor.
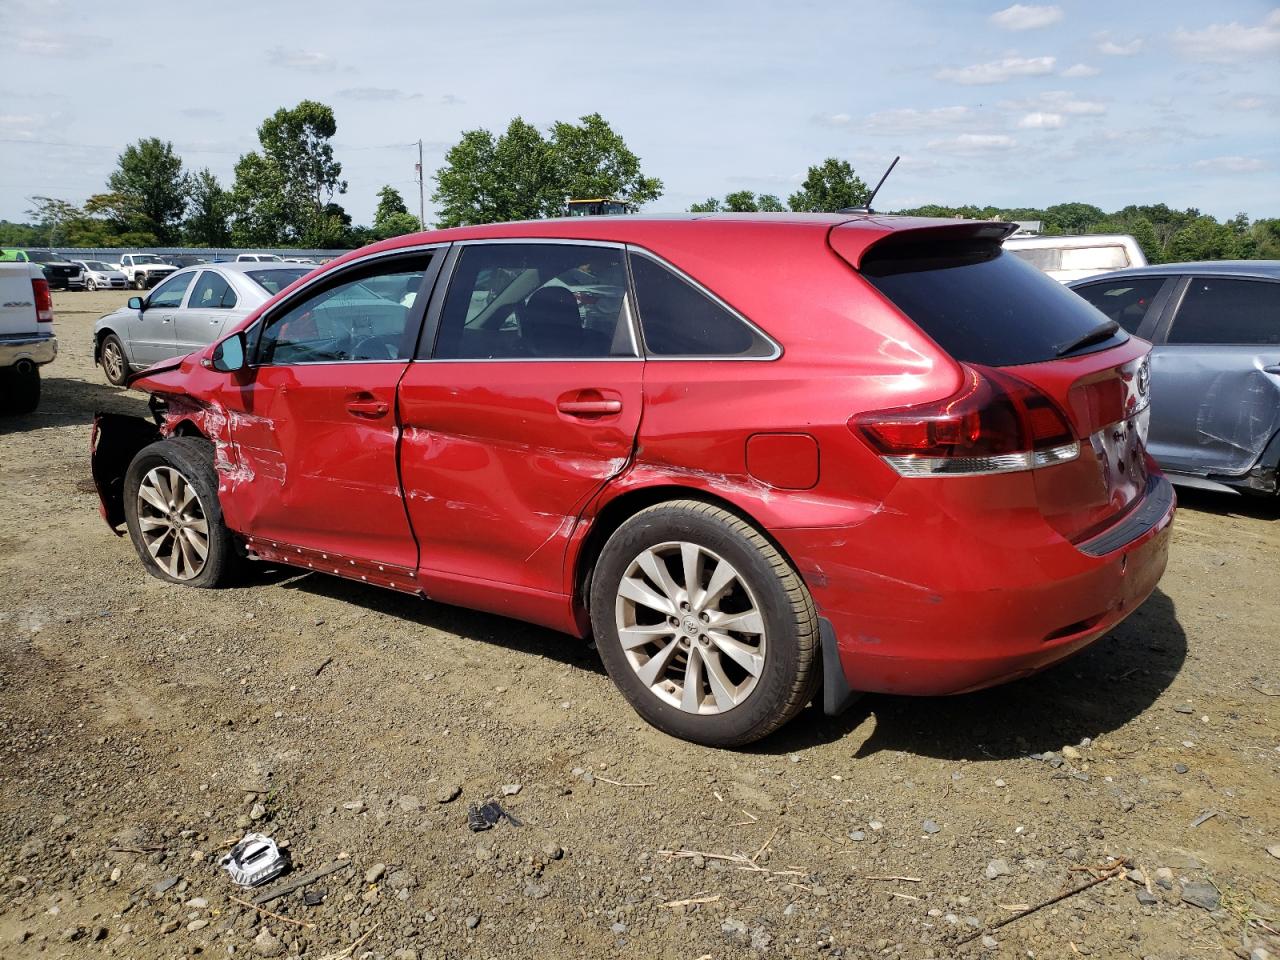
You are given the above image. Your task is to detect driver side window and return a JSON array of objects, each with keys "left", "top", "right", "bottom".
[
  {"left": 148, "top": 271, "right": 195, "bottom": 309},
  {"left": 257, "top": 257, "right": 431, "bottom": 365}
]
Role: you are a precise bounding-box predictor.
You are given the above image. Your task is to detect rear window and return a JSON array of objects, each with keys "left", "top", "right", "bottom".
[
  {"left": 861, "top": 241, "right": 1128, "bottom": 367},
  {"left": 248, "top": 268, "right": 309, "bottom": 294}
]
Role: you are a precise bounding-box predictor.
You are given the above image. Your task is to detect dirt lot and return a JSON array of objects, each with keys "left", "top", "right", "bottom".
[{"left": 1, "top": 288, "right": 1278, "bottom": 959}]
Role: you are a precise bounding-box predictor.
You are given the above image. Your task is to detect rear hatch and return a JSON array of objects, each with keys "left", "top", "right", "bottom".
[
  {"left": 832, "top": 221, "right": 1154, "bottom": 544},
  {"left": 0, "top": 262, "right": 44, "bottom": 337}
]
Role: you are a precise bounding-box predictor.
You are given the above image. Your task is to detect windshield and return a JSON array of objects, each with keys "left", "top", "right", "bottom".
[
  {"left": 132, "top": 255, "right": 166, "bottom": 264},
  {"left": 248, "top": 268, "right": 309, "bottom": 294},
  {"left": 85, "top": 261, "right": 113, "bottom": 271},
  {"left": 30, "top": 251, "right": 69, "bottom": 262}
]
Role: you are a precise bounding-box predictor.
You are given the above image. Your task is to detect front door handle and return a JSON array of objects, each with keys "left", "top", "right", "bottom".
[
  {"left": 346, "top": 396, "right": 389, "bottom": 418},
  {"left": 558, "top": 398, "right": 622, "bottom": 415},
  {"left": 1264, "top": 364, "right": 1280, "bottom": 375}
]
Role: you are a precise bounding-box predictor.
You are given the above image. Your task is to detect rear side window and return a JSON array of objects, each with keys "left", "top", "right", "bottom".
[
  {"left": 1073, "top": 277, "right": 1166, "bottom": 334},
  {"left": 1168, "top": 277, "right": 1280, "bottom": 345},
  {"left": 189, "top": 270, "right": 238, "bottom": 309},
  {"left": 433, "top": 243, "right": 634, "bottom": 360},
  {"left": 629, "top": 253, "right": 774, "bottom": 358},
  {"left": 861, "top": 242, "right": 1128, "bottom": 366}
]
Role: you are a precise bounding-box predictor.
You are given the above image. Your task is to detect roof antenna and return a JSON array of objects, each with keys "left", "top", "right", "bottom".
[{"left": 839, "top": 155, "right": 899, "bottom": 214}]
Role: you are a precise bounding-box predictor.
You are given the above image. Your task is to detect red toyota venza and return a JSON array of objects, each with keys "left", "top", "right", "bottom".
[{"left": 92, "top": 214, "right": 1174, "bottom": 747}]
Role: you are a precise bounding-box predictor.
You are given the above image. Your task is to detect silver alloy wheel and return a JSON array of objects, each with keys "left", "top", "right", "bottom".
[
  {"left": 102, "top": 340, "right": 125, "bottom": 383},
  {"left": 136, "top": 466, "right": 210, "bottom": 580},
  {"left": 614, "top": 541, "right": 766, "bottom": 714}
]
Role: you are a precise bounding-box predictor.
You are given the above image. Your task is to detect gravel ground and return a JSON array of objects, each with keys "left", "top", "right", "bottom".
[{"left": 1, "top": 289, "right": 1278, "bottom": 959}]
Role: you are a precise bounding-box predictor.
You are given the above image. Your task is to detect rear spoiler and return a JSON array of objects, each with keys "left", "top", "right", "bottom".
[{"left": 829, "top": 219, "right": 1018, "bottom": 270}]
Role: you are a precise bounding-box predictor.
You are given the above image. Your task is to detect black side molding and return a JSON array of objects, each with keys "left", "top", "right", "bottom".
[
  {"left": 1076, "top": 473, "right": 1175, "bottom": 558},
  {"left": 819, "top": 618, "right": 862, "bottom": 716}
]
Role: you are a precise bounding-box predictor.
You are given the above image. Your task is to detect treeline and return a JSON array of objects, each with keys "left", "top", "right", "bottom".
[
  {"left": 893, "top": 202, "right": 1280, "bottom": 263},
  {"left": 4, "top": 104, "right": 1276, "bottom": 264}
]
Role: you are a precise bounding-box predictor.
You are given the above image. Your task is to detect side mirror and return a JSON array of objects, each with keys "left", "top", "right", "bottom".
[
  {"left": 128, "top": 296, "right": 144, "bottom": 311},
  {"left": 210, "top": 331, "right": 246, "bottom": 372}
]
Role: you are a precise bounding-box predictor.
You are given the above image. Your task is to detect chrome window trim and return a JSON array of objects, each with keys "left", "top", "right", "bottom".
[
  {"left": 421, "top": 237, "right": 643, "bottom": 362},
  {"left": 626, "top": 246, "right": 782, "bottom": 362}
]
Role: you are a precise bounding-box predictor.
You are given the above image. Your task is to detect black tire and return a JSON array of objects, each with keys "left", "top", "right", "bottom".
[
  {"left": 589, "top": 500, "right": 820, "bottom": 747},
  {"left": 99, "top": 333, "right": 130, "bottom": 386},
  {"left": 123, "top": 437, "right": 240, "bottom": 588},
  {"left": 87, "top": 278, "right": 97, "bottom": 291},
  {"left": 0, "top": 364, "right": 40, "bottom": 415}
]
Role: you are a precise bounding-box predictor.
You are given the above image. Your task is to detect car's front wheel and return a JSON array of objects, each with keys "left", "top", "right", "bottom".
[
  {"left": 123, "top": 438, "right": 240, "bottom": 588},
  {"left": 99, "top": 334, "right": 129, "bottom": 386},
  {"left": 86, "top": 278, "right": 97, "bottom": 291},
  {"left": 589, "top": 500, "right": 820, "bottom": 747}
]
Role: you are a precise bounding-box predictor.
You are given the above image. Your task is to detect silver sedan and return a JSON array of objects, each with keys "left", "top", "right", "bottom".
[{"left": 93, "top": 262, "right": 312, "bottom": 385}]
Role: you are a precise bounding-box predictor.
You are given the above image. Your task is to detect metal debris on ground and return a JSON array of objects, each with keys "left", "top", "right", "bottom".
[
  {"left": 467, "top": 800, "right": 523, "bottom": 831},
  {"left": 220, "top": 833, "right": 290, "bottom": 887}
]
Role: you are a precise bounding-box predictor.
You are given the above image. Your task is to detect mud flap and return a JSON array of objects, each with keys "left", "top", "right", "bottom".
[
  {"left": 820, "top": 617, "right": 862, "bottom": 716},
  {"left": 91, "top": 412, "right": 160, "bottom": 533}
]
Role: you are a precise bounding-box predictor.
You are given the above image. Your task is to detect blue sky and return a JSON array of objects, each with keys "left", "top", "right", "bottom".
[{"left": 1, "top": 0, "right": 1277, "bottom": 227}]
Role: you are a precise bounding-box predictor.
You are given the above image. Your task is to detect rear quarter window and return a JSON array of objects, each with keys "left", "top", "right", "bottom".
[
  {"left": 1072, "top": 276, "right": 1167, "bottom": 334},
  {"left": 861, "top": 241, "right": 1128, "bottom": 367},
  {"left": 629, "top": 253, "right": 775, "bottom": 358}
]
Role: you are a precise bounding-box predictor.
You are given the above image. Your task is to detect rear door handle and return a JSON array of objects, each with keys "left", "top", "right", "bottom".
[
  {"left": 558, "top": 398, "right": 622, "bottom": 416},
  {"left": 346, "top": 397, "right": 389, "bottom": 418}
]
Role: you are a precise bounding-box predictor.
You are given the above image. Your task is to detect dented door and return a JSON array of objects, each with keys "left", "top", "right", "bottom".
[{"left": 1149, "top": 276, "right": 1280, "bottom": 478}]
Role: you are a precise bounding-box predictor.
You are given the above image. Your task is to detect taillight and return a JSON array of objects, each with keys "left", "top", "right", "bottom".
[
  {"left": 31, "top": 278, "right": 53, "bottom": 323},
  {"left": 851, "top": 364, "right": 1079, "bottom": 477}
]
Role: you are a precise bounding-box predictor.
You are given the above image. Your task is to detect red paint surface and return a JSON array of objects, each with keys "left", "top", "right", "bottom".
[{"left": 115, "top": 214, "right": 1174, "bottom": 698}]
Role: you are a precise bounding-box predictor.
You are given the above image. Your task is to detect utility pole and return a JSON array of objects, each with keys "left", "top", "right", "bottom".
[{"left": 416, "top": 139, "right": 425, "bottom": 230}]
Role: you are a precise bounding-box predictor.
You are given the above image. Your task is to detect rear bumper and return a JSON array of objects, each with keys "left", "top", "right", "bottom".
[
  {"left": 0, "top": 333, "right": 57, "bottom": 367},
  {"left": 777, "top": 473, "right": 1175, "bottom": 698}
]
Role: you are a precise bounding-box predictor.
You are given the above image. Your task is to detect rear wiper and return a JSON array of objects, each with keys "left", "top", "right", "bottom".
[{"left": 1055, "top": 319, "right": 1120, "bottom": 357}]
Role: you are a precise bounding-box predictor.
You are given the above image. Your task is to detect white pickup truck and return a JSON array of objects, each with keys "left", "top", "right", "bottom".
[
  {"left": 0, "top": 261, "right": 58, "bottom": 413},
  {"left": 118, "top": 253, "right": 178, "bottom": 290}
]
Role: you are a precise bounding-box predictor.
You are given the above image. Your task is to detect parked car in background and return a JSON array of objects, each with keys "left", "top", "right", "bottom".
[
  {"left": 93, "top": 262, "right": 310, "bottom": 385},
  {"left": 119, "top": 254, "right": 178, "bottom": 290},
  {"left": 2, "top": 249, "right": 86, "bottom": 290},
  {"left": 0, "top": 260, "right": 57, "bottom": 413},
  {"left": 1070, "top": 261, "right": 1280, "bottom": 496},
  {"left": 235, "top": 253, "right": 283, "bottom": 263},
  {"left": 1005, "top": 234, "right": 1147, "bottom": 283},
  {"left": 73, "top": 259, "right": 129, "bottom": 291},
  {"left": 165, "top": 255, "right": 210, "bottom": 269},
  {"left": 92, "top": 215, "right": 1172, "bottom": 747}
]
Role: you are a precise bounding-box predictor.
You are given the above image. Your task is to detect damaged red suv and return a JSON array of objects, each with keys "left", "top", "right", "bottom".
[{"left": 93, "top": 215, "right": 1173, "bottom": 747}]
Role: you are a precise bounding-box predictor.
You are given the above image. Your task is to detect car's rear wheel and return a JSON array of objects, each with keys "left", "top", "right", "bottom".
[
  {"left": 589, "top": 500, "right": 820, "bottom": 747},
  {"left": 0, "top": 364, "right": 40, "bottom": 415},
  {"left": 100, "top": 334, "right": 129, "bottom": 386},
  {"left": 123, "top": 438, "right": 240, "bottom": 588}
]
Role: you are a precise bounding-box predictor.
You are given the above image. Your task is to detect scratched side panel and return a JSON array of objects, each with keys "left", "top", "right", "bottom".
[{"left": 1148, "top": 344, "right": 1280, "bottom": 478}]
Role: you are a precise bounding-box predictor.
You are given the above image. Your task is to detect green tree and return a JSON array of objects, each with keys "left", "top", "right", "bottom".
[
  {"left": 1167, "top": 216, "right": 1240, "bottom": 262},
  {"left": 787, "top": 158, "right": 869, "bottom": 212},
  {"left": 184, "top": 169, "right": 231, "bottom": 245},
  {"left": 107, "top": 138, "right": 189, "bottom": 243},
  {"left": 230, "top": 100, "right": 348, "bottom": 245},
  {"left": 1249, "top": 219, "right": 1280, "bottom": 260},
  {"left": 688, "top": 197, "right": 722, "bottom": 213},
  {"left": 432, "top": 113, "right": 662, "bottom": 227},
  {"left": 372, "top": 185, "right": 421, "bottom": 239},
  {"left": 1042, "top": 202, "right": 1106, "bottom": 233}
]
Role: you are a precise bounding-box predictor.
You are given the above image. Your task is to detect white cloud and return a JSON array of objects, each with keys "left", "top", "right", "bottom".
[
  {"left": 1002, "top": 90, "right": 1107, "bottom": 117},
  {"left": 1173, "top": 9, "right": 1280, "bottom": 62},
  {"left": 1018, "top": 112, "right": 1065, "bottom": 129},
  {"left": 267, "top": 46, "right": 337, "bottom": 72},
  {"left": 8, "top": 28, "right": 108, "bottom": 57},
  {"left": 337, "top": 87, "right": 421, "bottom": 101},
  {"left": 0, "top": 114, "right": 41, "bottom": 138},
  {"left": 864, "top": 106, "right": 972, "bottom": 133},
  {"left": 1061, "top": 63, "right": 1100, "bottom": 77},
  {"left": 1097, "top": 35, "right": 1145, "bottom": 56},
  {"left": 935, "top": 55, "right": 1056, "bottom": 85},
  {"left": 1222, "top": 92, "right": 1280, "bottom": 114},
  {"left": 1193, "top": 155, "right": 1266, "bottom": 174},
  {"left": 990, "top": 4, "right": 1063, "bottom": 30},
  {"left": 813, "top": 112, "right": 853, "bottom": 127},
  {"left": 927, "top": 133, "right": 1017, "bottom": 152}
]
